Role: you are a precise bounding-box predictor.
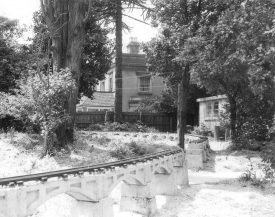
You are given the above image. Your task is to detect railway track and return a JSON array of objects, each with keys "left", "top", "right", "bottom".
[{"left": 0, "top": 148, "right": 183, "bottom": 187}]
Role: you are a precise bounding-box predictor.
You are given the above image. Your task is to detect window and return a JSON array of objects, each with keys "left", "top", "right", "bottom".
[
  {"left": 206, "top": 102, "right": 212, "bottom": 117},
  {"left": 139, "top": 76, "right": 151, "bottom": 92},
  {"left": 206, "top": 101, "right": 219, "bottom": 117},
  {"left": 109, "top": 77, "right": 113, "bottom": 92},
  {"left": 100, "top": 81, "right": 105, "bottom": 92},
  {"left": 214, "top": 101, "right": 219, "bottom": 116}
]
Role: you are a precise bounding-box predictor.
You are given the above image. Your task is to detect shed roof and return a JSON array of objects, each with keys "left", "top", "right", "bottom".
[
  {"left": 196, "top": 95, "right": 227, "bottom": 103},
  {"left": 78, "top": 92, "right": 115, "bottom": 108}
]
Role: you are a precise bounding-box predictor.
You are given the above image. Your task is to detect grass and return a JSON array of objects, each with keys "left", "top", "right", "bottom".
[{"left": 0, "top": 130, "right": 182, "bottom": 177}]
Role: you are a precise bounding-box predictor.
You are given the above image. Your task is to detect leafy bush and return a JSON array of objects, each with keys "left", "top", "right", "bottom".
[
  {"left": 110, "top": 145, "right": 133, "bottom": 160},
  {"left": 110, "top": 141, "right": 165, "bottom": 160},
  {"left": 69, "top": 131, "right": 90, "bottom": 153},
  {"left": 134, "top": 120, "right": 158, "bottom": 133},
  {"left": 105, "top": 122, "right": 130, "bottom": 132},
  {"left": 128, "top": 141, "right": 147, "bottom": 156},
  {"left": 239, "top": 160, "right": 275, "bottom": 188},
  {"left": 95, "top": 136, "right": 111, "bottom": 146},
  {"left": 0, "top": 68, "right": 76, "bottom": 156},
  {"left": 13, "top": 133, "right": 42, "bottom": 150},
  {"left": 85, "top": 121, "right": 158, "bottom": 133},
  {"left": 239, "top": 116, "right": 271, "bottom": 142},
  {"left": 86, "top": 123, "right": 103, "bottom": 131},
  {"left": 0, "top": 115, "right": 40, "bottom": 133},
  {"left": 261, "top": 141, "right": 275, "bottom": 168},
  {"left": 268, "top": 117, "right": 275, "bottom": 140},
  {"left": 192, "top": 123, "right": 212, "bottom": 136}
]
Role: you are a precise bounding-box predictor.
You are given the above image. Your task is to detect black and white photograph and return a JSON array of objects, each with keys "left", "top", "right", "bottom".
[{"left": 0, "top": 0, "right": 275, "bottom": 216}]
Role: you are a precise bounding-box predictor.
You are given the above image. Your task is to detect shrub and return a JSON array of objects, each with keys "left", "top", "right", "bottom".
[
  {"left": 134, "top": 120, "right": 158, "bottom": 133},
  {"left": 261, "top": 141, "right": 275, "bottom": 168},
  {"left": 0, "top": 68, "right": 76, "bottom": 156},
  {"left": 95, "top": 136, "right": 111, "bottom": 146},
  {"left": 193, "top": 123, "right": 212, "bottom": 136},
  {"left": 239, "top": 116, "right": 271, "bottom": 142},
  {"left": 105, "top": 122, "right": 130, "bottom": 132},
  {"left": 84, "top": 121, "right": 158, "bottom": 133},
  {"left": 239, "top": 160, "right": 275, "bottom": 188},
  {"left": 110, "top": 145, "right": 133, "bottom": 160},
  {"left": 0, "top": 115, "right": 40, "bottom": 133},
  {"left": 13, "top": 133, "right": 42, "bottom": 150},
  {"left": 128, "top": 141, "right": 147, "bottom": 156},
  {"left": 87, "top": 123, "right": 103, "bottom": 131},
  {"left": 268, "top": 117, "right": 275, "bottom": 140},
  {"left": 70, "top": 130, "right": 89, "bottom": 152}
]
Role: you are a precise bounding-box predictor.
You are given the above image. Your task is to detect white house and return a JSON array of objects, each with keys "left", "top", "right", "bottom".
[{"left": 78, "top": 37, "right": 166, "bottom": 112}]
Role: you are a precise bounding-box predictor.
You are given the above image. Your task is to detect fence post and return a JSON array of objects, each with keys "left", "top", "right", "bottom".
[
  {"left": 104, "top": 110, "right": 108, "bottom": 123},
  {"left": 169, "top": 116, "right": 173, "bottom": 132}
]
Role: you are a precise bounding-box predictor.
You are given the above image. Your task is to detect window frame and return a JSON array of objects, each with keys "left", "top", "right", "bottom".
[
  {"left": 213, "top": 101, "right": 219, "bottom": 116},
  {"left": 138, "top": 76, "right": 151, "bottom": 93},
  {"left": 206, "top": 102, "right": 212, "bottom": 117},
  {"left": 206, "top": 101, "right": 220, "bottom": 117},
  {"left": 100, "top": 81, "right": 105, "bottom": 92},
  {"left": 109, "top": 77, "right": 113, "bottom": 92}
]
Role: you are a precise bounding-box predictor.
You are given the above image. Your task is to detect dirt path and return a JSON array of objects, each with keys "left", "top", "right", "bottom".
[
  {"left": 153, "top": 140, "right": 275, "bottom": 217},
  {"left": 154, "top": 183, "right": 275, "bottom": 217}
]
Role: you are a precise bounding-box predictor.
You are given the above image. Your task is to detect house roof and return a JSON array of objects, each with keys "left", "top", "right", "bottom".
[
  {"left": 78, "top": 92, "right": 115, "bottom": 108},
  {"left": 122, "top": 53, "right": 146, "bottom": 66},
  {"left": 196, "top": 95, "right": 227, "bottom": 103}
]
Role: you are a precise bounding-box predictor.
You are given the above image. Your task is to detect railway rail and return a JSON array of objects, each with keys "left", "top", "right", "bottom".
[{"left": 0, "top": 148, "right": 182, "bottom": 187}]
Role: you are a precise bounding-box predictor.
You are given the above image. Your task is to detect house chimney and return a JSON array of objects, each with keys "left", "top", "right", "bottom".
[{"left": 127, "top": 37, "right": 140, "bottom": 54}]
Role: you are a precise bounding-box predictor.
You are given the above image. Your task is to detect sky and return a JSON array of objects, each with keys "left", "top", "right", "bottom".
[{"left": 0, "top": 0, "right": 158, "bottom": 49}]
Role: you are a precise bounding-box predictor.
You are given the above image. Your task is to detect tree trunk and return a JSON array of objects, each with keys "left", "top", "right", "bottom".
[
  {"left": 177, "top": 65, "right": 190, "bottom": 150},
  {"left": 41, "top": 0, "right": 87, "bottom": 148},
  {"left": 62, "top": 0, "right": 86, "bottom": 144},
  {"left": 228, "top": 96, "right": 237, "bottom": 143},
  {"left": 50, "top": 0, "right": 69, "bottom": 71},
  {"left": 114, "top": 0, "right": 123, "bottom": 122}
]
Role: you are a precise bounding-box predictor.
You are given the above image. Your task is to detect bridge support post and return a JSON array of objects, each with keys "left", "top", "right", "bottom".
[
  {"left": 0, "top": 189, "right": 17, "bottom": 217},
  {"left": 0, "top": 188, "right": 27, "bottom": 217},
  {"left": 186, "top": 149, "right": 204, "bottom": 169},
  {"left": 120, "top": 182, "right": 156, "bottom": 216},
  {"left": 71, "top": 197, "right": 114, "bottom": 217},
  {"left": 152, "top": 172, "right": 178, "bottom": 195},
  {"left": 174, "top": 158, "right": 189, "bottom": 186}
]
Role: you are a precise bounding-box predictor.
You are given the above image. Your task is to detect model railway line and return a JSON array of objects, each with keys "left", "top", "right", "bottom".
[
  {"left": 0, "top": 148, "right": 182, "bottom": 187},
  {"left": 86, "top": 131, "right": 208, "bottom": 143}
]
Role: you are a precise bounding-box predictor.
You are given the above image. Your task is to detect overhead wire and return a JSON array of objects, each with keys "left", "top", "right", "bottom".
[
  {"left": 122, "top": 13, "right": 151, "bottom": 25},
  {"left": 106, "top": 0, "right": 153, "bottom": 26}
]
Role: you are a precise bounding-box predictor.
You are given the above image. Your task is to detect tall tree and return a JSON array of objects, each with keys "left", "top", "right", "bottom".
[
  {"left": 0, "top": 17, "right": 23, "bottom": 93},
  {"left": 33, "top": 9, "right": 112, "bottom": 98},
  {"left": 40, "top": 0, "right": 87, "bottom": 146},
  {"left": 0, "top": 16, "right": 36, "bottom": 132},
  {"left": 40, "top": 0, "right": 149, "bottom": 146},
  {"left": 90, "top": 0, "right": 149, "bottom": 122},
  {"left": 114, "top": 0, "right": 123, "bottom": 121},
  {"left": 190, "top": 0, "right": 275, "bottom": 141},
  {"left": 145, "top": 0, "right": 222, "bottom": 149}
]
